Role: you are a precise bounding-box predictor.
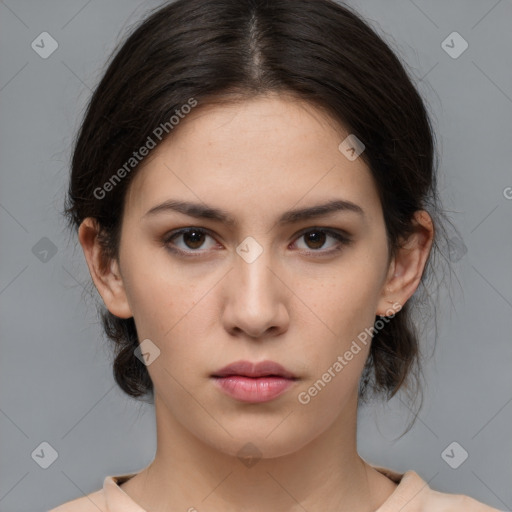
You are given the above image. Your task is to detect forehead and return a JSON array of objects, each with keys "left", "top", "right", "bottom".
[
  {"left": 124, "top": 95, "right": 381, "bottom": 224},
  {"left": 165, "top": 93, "right": 347, "bottom": 155}
]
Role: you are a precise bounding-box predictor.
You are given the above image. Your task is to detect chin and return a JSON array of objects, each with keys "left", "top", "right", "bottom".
[{"left": 195, "top": 421, "right": 323, "bottom": 461}]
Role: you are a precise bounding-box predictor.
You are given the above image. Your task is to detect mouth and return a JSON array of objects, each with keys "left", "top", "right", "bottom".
[
  {"left": 211, "top": 360, "right": 299, "bottom": 403},
  {"left": 211, "top": 360, "right": 298, "bottom": 379}
]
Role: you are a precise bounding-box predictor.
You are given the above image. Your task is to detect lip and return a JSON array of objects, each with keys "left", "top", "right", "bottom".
[
  {"left": 212, "top": 360, "right": 297, "bottom": 379},
  {"left": 211, "top": 360, "right": 298, "bottom": 403}
]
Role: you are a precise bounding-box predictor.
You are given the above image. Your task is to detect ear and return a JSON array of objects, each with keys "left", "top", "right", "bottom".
[
  {"left": 78, "top": 217, "right": 133, "bottom": 319},
  {"left": 376, "top": 210, "right": 434, "bottom": 316}
]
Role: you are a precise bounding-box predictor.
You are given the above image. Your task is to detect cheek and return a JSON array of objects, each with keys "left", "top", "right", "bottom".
[
  {"left": 292, "top": 253, "right": 384, "bottom": 394},
  {"left": 120, "top": 251, "right": 195, "bottom": 342},
  {"left": 300, "top": 259, "right": 384, "bottom": 339},
  {"left": 121, "top": 257, "right": 217, "bottom": 381}
]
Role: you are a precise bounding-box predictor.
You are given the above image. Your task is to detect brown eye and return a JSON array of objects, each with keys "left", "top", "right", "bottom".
[
  {"left": 294, "top": 228, "right": 351, "bottom": 254},
  {"left": 163, "top": 227, "right": 217, "bottom": 255},
  {"left": 181, "top": 229, "right": 207, "bottom": 249},
  {"left": 162, "top": 226, "right": 351, "bottom": 258},
  {"left": 303, "top": 230, "right": 327, "bottom": 250}
]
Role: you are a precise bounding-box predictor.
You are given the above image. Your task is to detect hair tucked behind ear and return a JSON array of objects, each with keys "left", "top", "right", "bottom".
[{"left": 64, "top": 0, "right": 457, "bottom": 430}]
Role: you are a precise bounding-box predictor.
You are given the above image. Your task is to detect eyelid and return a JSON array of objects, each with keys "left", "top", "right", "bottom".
[
  {"left": 162, "top": 227, "right": 219, "bottom": 257},
  {"left": 293, "top": 225, "right": 352, "bottom": 242},
  {"left": 162, "top": 226, "right": 352, "bottom": 257},
  {"left": 291, "top": 227, "right": 352, "bottom": 255}
]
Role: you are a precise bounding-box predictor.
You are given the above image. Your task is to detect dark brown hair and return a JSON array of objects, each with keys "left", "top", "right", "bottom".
[{"left": 63, "top": 0, "right": 455, "bottom": 418}]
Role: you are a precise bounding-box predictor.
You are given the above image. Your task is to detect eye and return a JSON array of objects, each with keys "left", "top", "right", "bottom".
[
  {"left": 162, "top": 226, "right": 352, "bottom": 257},
  {"left": 163, "top": 227, "right": 218, "bottom": 256},
  {"left": 291, "top": 227, "right": 352, "bottom": 255}
]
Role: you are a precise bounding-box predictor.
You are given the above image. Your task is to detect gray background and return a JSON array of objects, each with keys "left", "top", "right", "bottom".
[{"left": 0, "top": 1, "right": 511, "bottom": 511}]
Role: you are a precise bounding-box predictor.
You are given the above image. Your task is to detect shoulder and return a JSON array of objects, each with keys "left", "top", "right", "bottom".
[
  {"left": 395, "top": 472, "right": 503, "bottom": 512},
  {"left": 422, "top": 488, "right": 504, "bottom": 512},
  {"left": 48, "top": 489, "right": 107, "bottom": 512},
  {"left": 370, "top": 465, "right": 503, "bottom": 512}
]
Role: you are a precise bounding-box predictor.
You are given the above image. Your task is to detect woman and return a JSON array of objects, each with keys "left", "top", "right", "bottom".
[{"left": 50, "top": 0, "right": 501, "bottom": 510}]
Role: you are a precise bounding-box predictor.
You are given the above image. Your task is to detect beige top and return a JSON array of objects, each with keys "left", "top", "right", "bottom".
[{"left": 49, "top": 465, "right": 503, "bottom": 511}]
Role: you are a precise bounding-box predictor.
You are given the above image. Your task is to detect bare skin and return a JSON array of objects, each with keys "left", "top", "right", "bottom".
[{"left": 79, "top": 93, "right": 434, "bottom": 512}]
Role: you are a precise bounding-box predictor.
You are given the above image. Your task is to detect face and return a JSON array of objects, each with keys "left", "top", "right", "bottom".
[{"left": 82, "top": 94, "right": 426, "bottom": 459}]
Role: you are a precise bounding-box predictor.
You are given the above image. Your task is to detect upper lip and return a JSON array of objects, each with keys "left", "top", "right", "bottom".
[{"left": 211, "top": 360, "right": 297, "bottom": 379}]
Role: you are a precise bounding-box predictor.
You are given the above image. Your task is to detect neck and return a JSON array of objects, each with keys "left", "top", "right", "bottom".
[{"left": 121, "top": 394, "right": 397, "bottom": 512}]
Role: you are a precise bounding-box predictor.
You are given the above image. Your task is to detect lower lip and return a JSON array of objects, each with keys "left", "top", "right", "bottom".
[{"left": 212, "top": 376, "right": 296, "bottom": 403}]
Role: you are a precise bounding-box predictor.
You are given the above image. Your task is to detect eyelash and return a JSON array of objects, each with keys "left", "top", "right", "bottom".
[{"left": 161, "top": 227, "right": 352, "bottom": 258}]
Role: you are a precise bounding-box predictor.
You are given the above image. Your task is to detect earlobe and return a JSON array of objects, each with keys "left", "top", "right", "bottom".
[
  {"left": 78, "top": 218, "right": 133, "bottom": 319},
  {"left": 376, "top": 210, "right": 434, "bottom": 317}
]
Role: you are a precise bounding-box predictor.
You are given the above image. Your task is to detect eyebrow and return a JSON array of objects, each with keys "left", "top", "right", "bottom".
[{"left": 143, "top": 198, "right": 365, "bottom": 225}]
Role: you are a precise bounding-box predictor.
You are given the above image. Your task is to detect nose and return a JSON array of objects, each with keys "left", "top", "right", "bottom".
[{"left": 221, "top": 243, "right": 290, "bottom": 339}]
